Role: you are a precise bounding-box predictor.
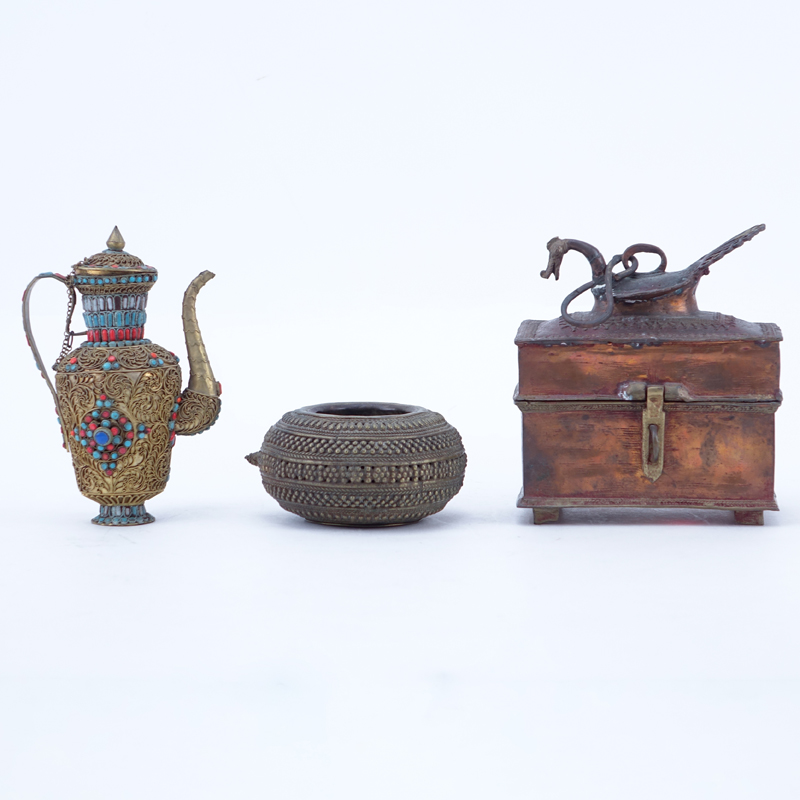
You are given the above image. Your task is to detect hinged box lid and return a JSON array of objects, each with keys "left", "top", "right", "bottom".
[
  {"left": 516, "top": 317, "right": 782, "bottom": 402},
  {"left": 519, "top": 225, "right": 782, "bottom": 403}
]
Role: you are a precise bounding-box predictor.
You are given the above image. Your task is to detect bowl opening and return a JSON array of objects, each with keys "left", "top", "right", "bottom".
[{"left": 307, "top": 402, "right": 416, "bottom": 417}]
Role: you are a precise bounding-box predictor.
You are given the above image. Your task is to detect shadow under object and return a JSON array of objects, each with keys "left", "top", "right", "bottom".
[
  {"left": 517, "top": 224, "right": 781, "bottom": 526},
  {"left": 246, "top": 402, "right": 466, "bottom": 526}
]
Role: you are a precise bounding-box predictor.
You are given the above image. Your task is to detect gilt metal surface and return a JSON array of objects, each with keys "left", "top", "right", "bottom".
[
  {"left": 641, "top": 385, "right": 665, "bottom": 482},
  {"left": 22, "top": 228, "right": 222, "bottom": 525}
]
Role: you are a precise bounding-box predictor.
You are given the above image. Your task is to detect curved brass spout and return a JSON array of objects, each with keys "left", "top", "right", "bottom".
[{"left": 175, "top": 271, "right": 222, "bottom": 436}]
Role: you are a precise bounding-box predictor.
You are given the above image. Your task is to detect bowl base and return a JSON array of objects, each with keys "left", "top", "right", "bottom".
[{"left": 307, "top": 518, "right": 423, "bottom": 528}]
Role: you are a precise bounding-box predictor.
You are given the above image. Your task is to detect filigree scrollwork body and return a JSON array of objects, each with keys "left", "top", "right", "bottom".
[
  {"left": 175, "top": 389, "right": 222, "bottom": 436},
  {"left": 55, "top": 345, "right": 183, "bottom": 506},
  {"left": 55, "top": 343, "right": 179, "bottom": 374},
  {"left": 128, "top": 367, "right": 181, "bottom": 422}
]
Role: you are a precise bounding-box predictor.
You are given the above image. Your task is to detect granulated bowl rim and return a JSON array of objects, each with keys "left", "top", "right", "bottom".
[{"left": 298, "top": 401, "right": 428, "bottom": 418}]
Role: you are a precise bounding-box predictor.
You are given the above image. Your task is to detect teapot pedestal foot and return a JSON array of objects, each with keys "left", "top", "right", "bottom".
[{"left": 92, "top": 504, "right": 155, "bottom": 526}]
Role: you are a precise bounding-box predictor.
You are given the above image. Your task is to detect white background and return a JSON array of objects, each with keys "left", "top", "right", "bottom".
[{"left": 1, "top": 1, "right": 799, "bottom": 797}]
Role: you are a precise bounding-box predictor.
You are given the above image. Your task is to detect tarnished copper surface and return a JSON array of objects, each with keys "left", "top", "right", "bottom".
[
  {"left": 516, "top": 334, "right": 781, "bottom": 402},
  {"left": 516, "top": 401, "right": 777, "bottom": 504},
  {"left": 517, "top": 315, "right": 782, "bottom": 344},
  {"left": 517, "top": 224, "right": 781, "bottom": 525}
]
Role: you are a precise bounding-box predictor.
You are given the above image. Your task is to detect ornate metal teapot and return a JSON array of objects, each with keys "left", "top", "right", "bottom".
[{"left": 22, "top": 228, "right": 222, "bottom": 526}]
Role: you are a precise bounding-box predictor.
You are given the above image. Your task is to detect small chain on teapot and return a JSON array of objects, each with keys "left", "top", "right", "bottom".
[{"left": 53, "top": 275, "right": 78, "bottom": 368}]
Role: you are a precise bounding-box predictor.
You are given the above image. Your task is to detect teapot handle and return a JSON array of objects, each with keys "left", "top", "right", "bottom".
[{"left": 22, "top": 272, "right": 76, "bottom": 450}]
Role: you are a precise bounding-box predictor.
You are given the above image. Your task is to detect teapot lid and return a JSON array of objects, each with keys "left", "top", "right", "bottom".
[{"left": 72, "top": 227, "right": 158, "bottom": 288}]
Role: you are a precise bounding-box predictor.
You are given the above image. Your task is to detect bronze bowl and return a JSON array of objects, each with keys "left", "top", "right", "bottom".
[{"left": 246, "top": 402, "right": 467, "bottom": 526}]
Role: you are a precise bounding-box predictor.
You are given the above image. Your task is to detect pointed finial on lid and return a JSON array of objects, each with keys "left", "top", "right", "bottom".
[{"left": 106, "top": 226, "right": 125, "bottom": 251}]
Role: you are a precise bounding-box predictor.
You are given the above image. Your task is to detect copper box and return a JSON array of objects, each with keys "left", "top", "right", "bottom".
[{"left": 516, "top": 226, "right": 781, "bottom": 525}]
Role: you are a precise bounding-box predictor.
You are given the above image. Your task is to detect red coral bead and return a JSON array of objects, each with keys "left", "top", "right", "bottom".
[{"left": 126, "top": 431, "right": 134, "bottom": 440}]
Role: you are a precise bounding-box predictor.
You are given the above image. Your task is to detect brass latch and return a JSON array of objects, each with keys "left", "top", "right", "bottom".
[
  {"left": 620, "top": 380, "right": 691, "bottom": 402},
  {"left": 642, "top": 385, "right": 665, "bottom": 481}
]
